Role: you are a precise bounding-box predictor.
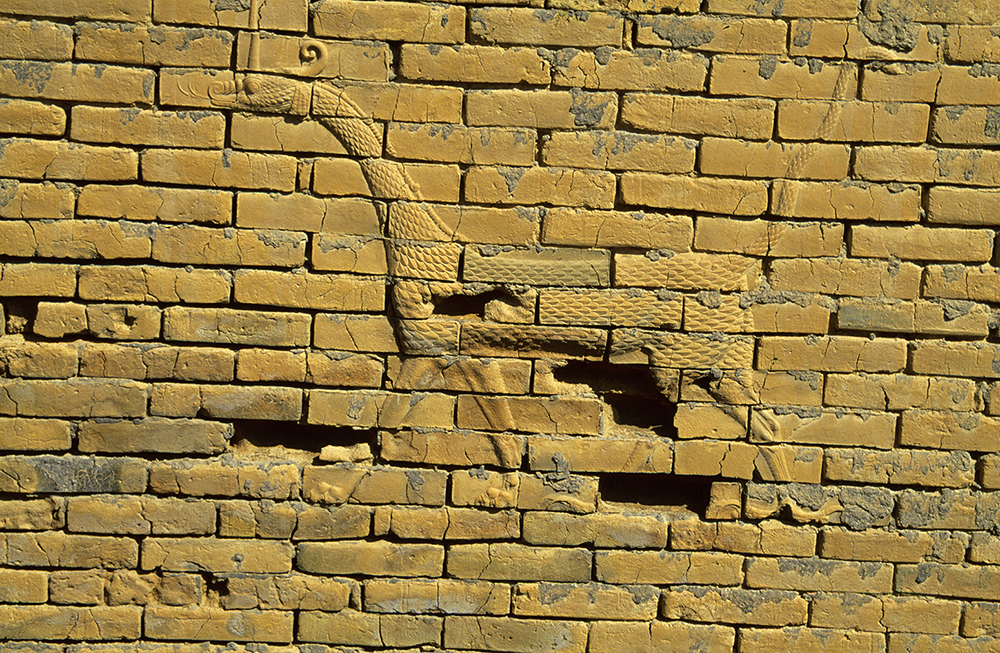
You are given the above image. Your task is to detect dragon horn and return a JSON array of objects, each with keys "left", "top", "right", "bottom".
[{"left": 248, "top": 0, "right": 261, "bottom": 70}]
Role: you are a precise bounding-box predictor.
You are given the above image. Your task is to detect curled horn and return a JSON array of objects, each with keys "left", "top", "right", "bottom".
[{"left": 292, "top": 40, "right": 328, "bottom": 77}]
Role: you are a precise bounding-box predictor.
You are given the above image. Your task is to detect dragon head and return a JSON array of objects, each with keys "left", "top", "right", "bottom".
[{"left": 208, "top": 74, "right": 311, "bottom": 116}]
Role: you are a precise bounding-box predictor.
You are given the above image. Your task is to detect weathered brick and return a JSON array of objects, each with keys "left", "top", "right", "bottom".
[
  {"left": 769, "top": 257, "right": 920, "bottom": 298},
  {"left": 142, "top": 538, "right": 292, "bottom": 573},
  {"left": 78, "top": 418, "right": 230, "bottom": 455},
  {"left": 896, "top": 563, "right": 1000, "bottom": 601},
  {"left": 466, "top": 166, "right": 616, "bottom": 208},
  {"left": 708, "top": 0, "right": 857, "bottom": 18},
  {"left": 771, "top": 180, "right": 921, "bottom": 221},
  {"left": 143, "top": 149, "right": 296, "bottom": 191},
  {"left": 825, "top": 448, "right": 974, "bottom": 488},
  {"left": 0, "top": 61, "right": 153, "bottom": 104},
  {"left": 313, "top": 0, "right": 464, "bottom": 42},
  {"left": 0, "top": 139, "right": 137, "bottom": 181},
  {"left": 622, "top": 93, "right": 775, "bottom": 139},
  {"left": 826, "top": 373, "right": 977, "bottom": 411},
  {"left": 67, "top": 495, "right": 214, "bottom": 536},
  {"left": 381, "top": 430, "right": 524, "bottom": 468},
  {"left": 71, "top": 106, "right": 225, "bottom": 149},
  {"left": 299, "top": 541, "right": 443, "bottom": 577},
  {"left": 402, "top": 45, "right": 548, "bottom": 84},
  {"left": 590, "top": 621, "right": 736, "bottom": 653},
  {"left": 901, "top": 411, "right": 1000, "bottom": 452},
  {"left": 3, "top": 0, "right": 150, "bottom": 21},
  {"left": 308, "top": 390, "right": 453, "bottom": 429},
  {"left": 78, "top": 185, "right": 231, "bottom": 225},
  {"left": 0, "top": 98, "right": 65, "bottom": 137},
  {"left": 0, "top": 605, "right": 141, "bottom": 641},
  {"left": 740, "top": 628, "right": 887, "bottom": 653},
  {"left": 596, "top": 550, "right": 744, "bottom": 585},
  {"left": 522, "top": 512, "right": 668, "bottom": 549},
  {"left": 303, "top": 464, "right": 447, "bottom": 506},
  {"left": 199, "top": 385, "right": 302, "bottom": 421},
  {"left": 552, "top": 49, "right": 709, "bottom": 92},
  {"left": 663, "top": 586, "right": 808, "bottom": 626},
  {"left": 711, "top": 56, "right": 857, "bottom": 99},
  {"left": 448, "top": 543, "right": 591, "bottom": 581},
  {"left": 758, "top": 336, "right": 906, "bottom": 372},
  {"left": 365, "top": 579, "right": 510, "bottom": 615},
  {"left": 236, "top": 31, "right": 388, "bottom": 81},
  {"left": 779, "top": 100, "right": 929, "bottom": 142},
  {"left": 234, "top": 269, "right": 383, "bottom": 311},
  {"left": 76, "top": 23, "right": 232, "bottom": 67},
  {"left": 746, "top": 557, "right": 894, "bottom": 593},
  {"left": 529, "top": 435, "right": 673, "bottom": 474},
  {"left": 512, "top": 582, "right": 657, "bottom": 620},
  {"left": 701, "top": 138, "right": 851, "bottom": 179},
  {"left": 695, "top": 218, "right": 843, "bottom": 256},
  {"left": 456, "top": 395, "right": 601, "bottom": 435},
  {"left": 466, "top": 89, "right": 618, "bottom": 129},
  {"left": 470, "top": 7, "right": 623, "bottom": 47},
  {"left": 314, "top": 314, "right": 398, "bottom": 353},
  {"left": 621, "top": 173, "right": 769, "bottom": 215},
  {"left": 145, "top": 605, "right": 293, "bottom": 643},
  {"left": 163, "top": 307, "right": 311, "bottom": 346},
  {"left": 7, "top": 532, "right": 138, "bottom": 568},
  {"left": 820, "top": 528, "right": 964, "bottom": 563},
  {"left": 0, "top": 179, "right": 74, "bottom": 218},
  {"left": 445, "top": 615, "right": 587, "bottom": 653},
  {"left": 857, "top": 146, "right": 1000, "bottom": 188},
  {"left": 912, "top": 341, "right": 1000, "bottom": 378},
  {"left": 155, "top": 0, "right": 306, "bottom": 30}
]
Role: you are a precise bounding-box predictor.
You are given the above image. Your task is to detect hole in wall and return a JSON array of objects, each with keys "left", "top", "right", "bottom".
[
  {"left": 433, "top": 288, "right": 516, "bottom": 317},
  {"left": 600, "top": 473, "right": 713, "bottom": 514},
  {"left": 227, "top": 421, "right": 375, "bottom": 463},
  {"left": 553, "top": 361, "right": 678, "bottom": 437}
]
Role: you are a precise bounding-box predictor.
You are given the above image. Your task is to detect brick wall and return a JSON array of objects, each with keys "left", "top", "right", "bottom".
[{"left": 1, "top": 0, "right": 999, "bottom": 650}]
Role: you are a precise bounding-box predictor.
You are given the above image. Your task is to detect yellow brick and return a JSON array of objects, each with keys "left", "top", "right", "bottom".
[
  {"left": 826, "top": 448, "right": 974, "bottom": 488},
  {"left": 470, "top": 7, "right": 623, "bottom": 47},
  {"left": 0, "top": 605, "right": 141, "bottom": 641},
  {"left": 711, "top": 56, "right": 857, "bottom": 99},
  {"left": 821, "top": 528, "right": 960, "bottom": 563},
  {"left": 314, "top": 314, "right": 398, "bottom": 353},
  {"left": 418, "top": 204, "right": 539, "bottom": 245},
  {"left": 387, "top": 123, "right": 535, "bottom": 166},
  {"left": 386, "top": 357, "right": 531, "bottom": 394},
  {"left": 947, "top": 26, "right": 1000, "bottom": 63},
  {"left": 73, "top": 107, "right": 220, "bottom": 149},
  {"left": 740, "top": 628, "right": 887, "bottom": 653},
  {"left": 596, "top": 550, "right": 744, "bottom": 585},
  {"left": 861, "top": 62, "right": 941, "bottom": 102},
  {"left": 402, "top": 45, "right": 548, "bottom": 84},
  {"left": 79, "top": 266, "right": 230, "bottom": 304},
  {"left": 933, "top": 106, "right": 1000, "bottom": 146},
  {"left": 142, "top": 149, "right": 297, "bottom": 191},
  {"left": 513, "top": 582, "right": 657, "bottom": 620},
  {"left": 4, "top": 0, "right": 149, "bottom": 20},
  {"left": 695, "top": 218, "right": 843, "bottom": 256},
  {"left": 851, "top": 225, "right": 993, "bottom": 262},
  {"left": 163, "top": 307, "right": 311, "bottom": 347},
  {"left": 298, "top": 540, "right": 443, "bottom": 576},
  {"left": 145, "top": 605, "right": 293, "bottom": 642},
  {"left": 314, "top": 0, "right": 463, "bottom": 42},
  {"left": 925, "top": 264, "right": 1000, "bottom": 302},
  {"left": 637, "top": 15, "right": 786, "bottom": 53},
  {"left": 152, "top": 226, "right": 306, "bottom": 268},
  {"left": 858, "top": 145, "right": 1000, "bottom": 186},
  {"left": 826, "top": 374, "right": 976, "bottom": 412},
  {"left": 622, "top": 93, "right": 775, "bottom": 140},
  {"left": 319, "top": 82, "right": 463, "bottom": 124},
  {"left": 701, "top": 137, "right": 850, "bottom": 179},
  {"left": 0, "top": 180, "right": 73, "bottom": 219},
  {"left": 76, "top": 23, "right": 232, "bottom": 67},
  {"left": 232, "top": 113, "right": 355, "bottom": 155},
  {"left": 467, "top": 89, "right": 618, "bottom": 129},
  {"left": 382, "top": 430, "right": 524, "bottom": 468},
  {"left": 707, "top": 0, "right": 857, "bottom": 18},
  {"left": 778, "top": 100, "right": 929, "bottom": 142},
  {"left": 620, "top": 173, "right": 768, "bottom": 215},
  {"left": 789, "top": 20, "right": 848, "bottom": 58},
  {"left": 769, "top": 257, "right": 920, "bottom": 298},
  {"left": 758, "top": 336, "right": 906, "bottom": 372},
  {"left": 552, "top": 49, "right": 708, "bottom": 92},
  {"left": 543, "top": 130, "right": 695, "bottom": 173},
  {"left": 236, "top": 31, "right": 388, "bottom": 81},
  {"left": 938, "top": 64, "right": 1000, "bottom": 105},
  {"left": 456, "top": 395, "right": 601, "bottom": 435},
  {"left": 0, "top": 418, "right": 71, "bottom": 451},
  {"left": 0, "top": 98, "right": 65, "bottom": 136},
  {"left": 747, "top": 557, "right": 894, "bottom": 592},
  {"left": 365, "top": 578, "right": 510, "bottom": 615},
  {"left": 0, "top": 18, "right": 73, "bottom": 60},
  {"left": 528, "top": 435, "right": 673, "bottom": 473},
  {"left": 674, "top": 440, "right": 757, "bottom": 478},
  {"left": 663, "top": 586, "right": 807, "bottom": 626},
  {"left": 0, "top": 139, "right": 137, "bottom": 181},
  {"left": 466, "top": 166, "right": 616, "bottom": 208},
  {"left": 78, "top": 185, "right": 231, "bottom": 224},
  {"left": 896, "top": 562, "right": 1000, "bottom": 601},
  {"left": 155, "top": 0, "right": 306, "bottom": 30},
  {"left": 771, "top": 180, "right": 921, "bottom": 221},
  {"left": 158, "top": 67, "right": 234, "bottom": 109},
  {"left": 449, "top": 543, "right": 592, "bottom": 582},
  {"left": 540, "top": 288, "right": 682, "bottom": 328},
  {"left": 845, "top": 23, "right": 940, "bottom": 62},
  {"left": 0, "top": 61, "right": 153, "bottom": 104},
  {"left": 233, "top": 269, "right": 383, "bottom": 312}
]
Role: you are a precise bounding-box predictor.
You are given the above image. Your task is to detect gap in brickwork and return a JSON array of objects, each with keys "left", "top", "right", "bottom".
[
  {"left": 432, "top": 288, "right": 518, "bottom": 317},
  {"left": 553, "top": 361, "right": 677, "bottom": 437},
  {"left": 228, "top": 420, "right": 372, "bottom": 461},
  {"left": 600, "top": 473, "right": 712, "bottom": 514}
]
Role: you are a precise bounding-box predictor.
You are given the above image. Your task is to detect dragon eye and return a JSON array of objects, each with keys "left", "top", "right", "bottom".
[{"left": 244, "top": 78, "right": 261, "bottom": 94}]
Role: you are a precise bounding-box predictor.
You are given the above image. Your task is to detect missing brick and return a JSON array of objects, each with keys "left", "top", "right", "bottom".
[
  {"left": 228, "top": 421, "right": 374, "bottom": 463},
  {"left": 600, "top": 473, "right": 712, "bottom": 513}
]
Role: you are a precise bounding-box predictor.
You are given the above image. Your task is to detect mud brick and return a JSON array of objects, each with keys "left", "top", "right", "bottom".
[
  {"left": 947, "top": 26, "right": 1000, "bottom": 63},
  {"left": 145, "top": 605, "right": 293, "bottom": 643},
  {"left": 0, "top": 18, "right": 73, "bottom": 60},
  {"left": 402, "top": 45, "right": 548, "bottom": 84},
  {"left": 826, "top": 448, "right": 974, "bottom": 488},
  {"left": 675, "top": 403, "right": 749, "bottom": 440},
  {"left": 861, "top": 62, "right": 941, "bottom": 102},
  {"left": 163, "top": 307, "right": 311, "bottom": 346},
  {"left": 663, "top": 586, "right": 808, "bottom": 626},
  {"left": 769, "top": 258, "right": 920, "bottom": 298},
  {"left": 551, "top": 49, "right": 708, "bottom": 92},
  {"left": 637, "top": 15, "right": 786, "bottom": 53},
  {"left": 912, "top": 341, "right": 1000, "bottom": 378},
  {"left": 466, "top": 166, "right": 616, "bottom": 208},
  {"left": 7, "top": 532, "right": 138, "bottom": 568},
  {"left": 928, "top": 188, "right": 1000, "bottom": 226},
  {"left": 740, "top": 628, "right": 887, "bottom": 653},
  {"left": 543, "top": 131, "right": 693, "bottom": 173},
  {"left": 615, "top": 252, "right": 761, "bottom": 290},
  {"left": 381, "top": 430, "right": 525, "bottom": 468},
  {"left": 385, "top": 357, "right": 532, "bottom": 395},
  {"left": 896, "top": 563, "right": 1000, "bottom": 601},
  {"left": 142, "top": 149, "right": 297, "bottom": 191},
  {"left": 701, "top": 138, "right": 850, "bottom": 180},
  {"left": 314, "top": 1, "right": 464, "bottom": 43},
  {"left": 711, "top": 56, "right": 857, "bottom": 99},
  {"left": 528, "top": 435, "right": 673, "bottom": 474},
  {"left": 0, "top": 605, "right": 142, "bottom": 641},
  {"left": 78, "top": 185, "right": 231, "bottom": 225},
  {"left": 591, "top": 621, "right": 734, "bottom": 653},
  {"left": 0, "top": 179, "right": 74, "bottom": 218},
  {"left": 303, "top": 465, "right": 447, "bottom": 506},
  {"left": 232, "top": 114, "right": 356, "bottom": 155},
  {"left": 415, "top": 204, "right": 539, "bottom": 245},
  {"left": 470, "top": 7, "right": 623, "bottom": 47},
  {"left": 695, "top": 218, "right": 843, "bottom": 256},
  {"left": 708, "top": 0, "right": 857, "bottom": 17},
  {"left": 542, "top": 208, "right": 691, "bottom": 250},
  {"left": 466, "top": 89, "right": 618, "bottom": 130},
  {"left": 0, "top": 139, "right": 137, "bottom": 181},
  {"left": 750, "top": 408, "right": 896, "bottom": 449},
  {"left": 772, "top": 180, "right": 921, "bottom": 221},
  {"left": 523, "top": 512, "right": 667, "bottom": 549},
  {"left": 0, "top": 498, "right": 64, "bottom": 530},
  {"left": 758, "top": 336, "right": 905, "bottom": 373},
  {"left": 298, "top": 541, "right": 443, "bottom": 577},
  {"left": 450, "top": 470, "right": 515, "bottom": 510},
  {"left": 778, "top": 100, "right": 929, "bottom": 142},
  {"left": 142, "top": 538, "right": 292, "bottom": 573},
  {"left": 464, "top": 246, "right": 610, "bottom": 286},
  {"left": 77, "top": 418, "right": 230, "bottom": 455},
  {"left": 67, "top": 495, "right": 214, "bottom": 536},
  {"left": 746, "top": 557, "right": 894, "bottom": 593},
  {"left": 307, "top": 351, "right": 384, "bottom": 387},
  {"left": 827, "top": 374, "right": 976, "bottom": 412},
  {"left": 0, "top": 98, "right": 65, "bottom": 137},
  {"left": 933, "top": 107, "right": 1000, "bottom": 146},
  {"left": 621, "top": 172, "right": 769, "bottom": 215},
  {"left": 461, "top": 323, "right": 607, "bottom": 360},
  {"left": 901, "top": 411, "right": 1000, "bottom": 452},
  {"left": 377, "top": 506, "right": 519, "bottom": 541},
  {"left": 76, "top": 23, "right": 232, "bottom": 67},
  {"left": 222, "top": 573, "right": 353, "bottom": 610},
  {"left": 448, "top": 543, "right": 592, "bottom": 582},
  {"left": 622, "top": 93, "right": 775, "bottom": 139},
  {"left": 236, "top": 32, "right": 387, "bottom": 81},
  {"left": 964, "top": 602, "right": 1000, "bottom": 637},
  {"left": 155, "top": 0, "right": 306, "bottom": 30},
  {"left": 199, "top": 385, "right": 302, "bottom": 421},
  {"left": 0, "top": 61, "right": 154, "bottom": 104},
  {"left": 314, "top": 314, "right": 398, "bottom": 353},
  {"left": 72, "top": 107, "right": 225, "bottom": 149},
  {"left": 512, "top": 582, "right": 657, "bottom": 620},
  {"left": 596, "top": 550, "right": 743, "bottom": 585},
  {"left": 2, "top": 0, "right": 146, "bottom": 21},
  {"left": 938, "top": 65, "right": 1000, "bottom": 105},
  {"left": 234, "top": 269, "right": 383, "bottom": 311},
  {"left": 456, "top": 395, "right": 601, "bottom": 434},
  {"left": 364, "top": 579, "right": 510, "bottom": 615}
]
